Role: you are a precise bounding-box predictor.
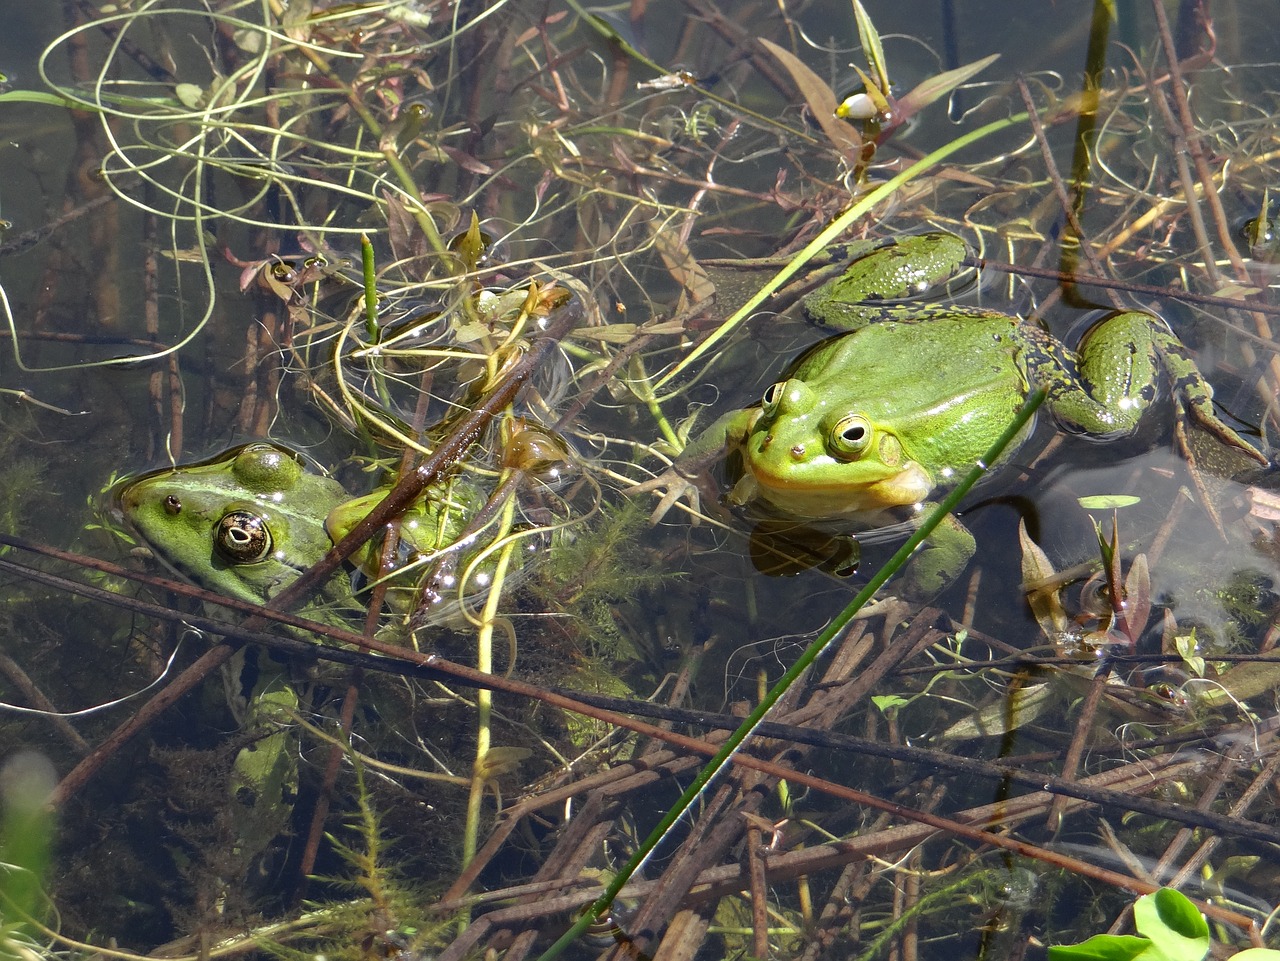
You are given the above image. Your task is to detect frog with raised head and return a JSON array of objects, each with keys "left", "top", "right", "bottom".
[{"left": 637, "top": 231, "right": 1268, "bottom": 597}]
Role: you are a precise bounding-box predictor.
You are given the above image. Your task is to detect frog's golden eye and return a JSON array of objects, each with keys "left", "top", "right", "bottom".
[
  {"left": 269, "top": 260, "right": 298, "bottom": 282},
  {"left": 214, "top": 510, "right": 272, "bottom": 564},
  {"left": 830, "top": 415, "right": 872, "bottom": 460},
  {"left": 762, "top": 382, "right": 785, "bottom": 413}
]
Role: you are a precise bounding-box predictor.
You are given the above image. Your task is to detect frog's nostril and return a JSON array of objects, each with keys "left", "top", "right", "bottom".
[{"left": 791, "top": 445, "right": 805, "bottom": 458}]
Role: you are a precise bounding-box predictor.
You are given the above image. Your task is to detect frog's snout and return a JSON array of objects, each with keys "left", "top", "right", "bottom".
[{"left": 116, "top": 481, "right": 142, "bottom": 514}]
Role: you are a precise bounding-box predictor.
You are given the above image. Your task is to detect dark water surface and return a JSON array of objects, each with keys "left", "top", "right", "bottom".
[{"left": 1, "top": 2, "right": 1279, "bottom": 958}]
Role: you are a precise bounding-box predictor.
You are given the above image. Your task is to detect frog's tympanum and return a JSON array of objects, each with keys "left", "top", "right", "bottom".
[{"left": 641, "top": 231, "right": 1268, "bottom": 597}]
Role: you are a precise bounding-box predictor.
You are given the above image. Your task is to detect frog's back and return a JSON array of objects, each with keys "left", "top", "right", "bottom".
[{"left": 799, "top": 313, "right": 1034, "bottom": 472}]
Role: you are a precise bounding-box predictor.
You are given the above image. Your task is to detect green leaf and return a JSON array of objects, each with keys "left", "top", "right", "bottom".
[
  {"left": 850, "top": 0, "right": 890, "bottom": 94},
  {"left": 1020, "top": 518, "right": 1067, "bottom": 636},
  {"left": 893, "top": 53, "right": 999, "bottom": 120},
  {"left": 0, "top": 90, "right": 86, "bottom": 110},
  {"left": 756, "top": 38, "right": 860, "bottom": 155},
  {"left": 1133, "top": 889, "right": 1209, "bottom": 961},
  {"left": 1229, "top": 951, "right": 1280, "bottom": 961},
  {"left": 1079, "top": 494, "right": 1142, "bottom": 509},
  {"left": 935, "top": 681, "right": 1055, "bottom": 741},
  {"left": 1173, "top": 632, "right": 1204, "bottom": 679},
  {"left": 1048, "top": 934, "right": 1153, "bottom": 961}
]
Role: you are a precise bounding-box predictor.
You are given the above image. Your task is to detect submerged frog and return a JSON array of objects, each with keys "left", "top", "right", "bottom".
[
  {"left": 638, "top": 231, "right": 1268, "bottom": 597},
  {"left": 116, "top": 443, "right": 495, "bottom": 879},
  {"left": 118, "top": 442, "right": 490, "bottom": 618}
]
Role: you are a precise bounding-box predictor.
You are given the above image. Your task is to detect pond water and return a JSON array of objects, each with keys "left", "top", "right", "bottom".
[{"left": 2, "top": 1, "right": 1280, "bottom": 959}]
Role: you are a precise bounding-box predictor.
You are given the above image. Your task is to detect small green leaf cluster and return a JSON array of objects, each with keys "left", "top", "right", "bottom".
[{"left": 1049, "top": 889, "right": 1279, "bottom": 961}]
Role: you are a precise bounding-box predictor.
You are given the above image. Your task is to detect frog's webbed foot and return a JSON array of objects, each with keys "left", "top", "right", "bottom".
[
  {"left": 1172, "top": 405, "right": 1272, "bottom": 540},
  {"left": 628, "top": 467, "right": 709, "bottom": 524},
  {"left": 1135, "top": 316, "right": 1268, "bottom": 467},
  {"left": 1177, "top": 393, "right": 1270, "bottom": 468}
]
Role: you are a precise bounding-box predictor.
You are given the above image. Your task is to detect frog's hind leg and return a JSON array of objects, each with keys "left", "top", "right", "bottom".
[
  {"left": 1031, "top": 310, "right": 1267, "bottom": 465},
  {"left": 1147, "top": 322, "right": 1269, "bottom": 467}
]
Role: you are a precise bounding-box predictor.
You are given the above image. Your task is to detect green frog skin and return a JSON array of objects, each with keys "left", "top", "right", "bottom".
[
  {"left": 116, "top": 442, "right": 492, "bottom": 877},
  {"left": 118, "top": 442, "right": 489, "bottom": 616},
  {"left": 118, "top": 443, "right": 350, "bottom": 609},
  {"left": 116, "top": 443, "right": 349, "bottom": 880},
  {"left": 640, "top": 231, "right": 1268, "bottom": 597}
]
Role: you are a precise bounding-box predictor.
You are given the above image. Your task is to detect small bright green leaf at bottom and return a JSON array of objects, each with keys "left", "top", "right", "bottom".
[
  {"left": 1048, "top": 934, "right": 1152, "bottom": 961},
  {"left": 1134, "top": 889, "right": 1209, "bottom": 961}
]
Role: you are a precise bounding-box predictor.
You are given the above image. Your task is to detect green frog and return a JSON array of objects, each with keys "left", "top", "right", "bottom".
[
  {"left": 637, "top": 231, "right": 1268, "bottom": 597},
  {"left": 115, "top": 442, "right": 492, "bottom": 878},
  {"left": 118, "top": 442, "right": 490, "bottom": 618}
]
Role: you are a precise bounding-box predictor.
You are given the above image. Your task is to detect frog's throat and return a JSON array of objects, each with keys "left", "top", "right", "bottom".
[{"left": 743, "top": 462, "right": 933, "bottom": 517}]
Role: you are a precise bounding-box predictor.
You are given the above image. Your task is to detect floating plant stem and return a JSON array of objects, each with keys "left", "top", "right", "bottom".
[
  {"left": 360, "top": 233, "right": 380, "bottom": 345},
  {"left": 461, "top": 494, "right": 519, "bottom": 870},
  {"left": 358, "top": 233, "right": 392, "bottom": 412}
]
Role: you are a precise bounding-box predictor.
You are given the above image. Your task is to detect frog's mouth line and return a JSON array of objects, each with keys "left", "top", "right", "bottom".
[{"left": 746, "top": 462, "right": 931, "bottom": 515}]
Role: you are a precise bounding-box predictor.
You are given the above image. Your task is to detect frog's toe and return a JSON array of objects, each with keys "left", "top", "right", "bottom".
[{"left": 628, "top": 470, "right": 703, "bottom": 525}]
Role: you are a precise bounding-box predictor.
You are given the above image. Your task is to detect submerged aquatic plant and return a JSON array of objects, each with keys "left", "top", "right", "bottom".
[{"left": 1050, "top": 888, "right": 1280, "bottom": 961}]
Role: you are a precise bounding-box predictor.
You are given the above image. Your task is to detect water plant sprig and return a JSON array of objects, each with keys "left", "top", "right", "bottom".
[{"left": 1049, "top": 887, "right": 1279, "bottom": 961}]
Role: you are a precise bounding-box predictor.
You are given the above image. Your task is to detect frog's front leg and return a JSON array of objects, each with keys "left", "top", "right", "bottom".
[
  {"left": 1028, "top": 310, "right": 1267, "bottom": 465},
  {"left": 223, "top": 647, "right": 299, "bottom": 881},
  {"left": 900, "top": 510, "right": 977, "bottom": 599},
  {"left": 629, "top": 406, "right": 761, "bottom": 522}
]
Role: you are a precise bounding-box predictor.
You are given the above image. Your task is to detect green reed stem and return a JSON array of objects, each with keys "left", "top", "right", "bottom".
[
  {"left": 359, "top": 233, "right": 392, "bottom": 411},
  {"left": 361, "top": 233, "right": 380, "bottom": 344}
]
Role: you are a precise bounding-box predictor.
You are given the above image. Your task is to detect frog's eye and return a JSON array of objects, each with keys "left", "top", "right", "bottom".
[
  {"left": 830, "top": 415, "right": 873, "bottom": 460},
  {"left": 762, "top": 382, "right": 785, "bottom": 413},
  {"left": 214, "top": 510, "right": 272, "bottom": 564}
]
